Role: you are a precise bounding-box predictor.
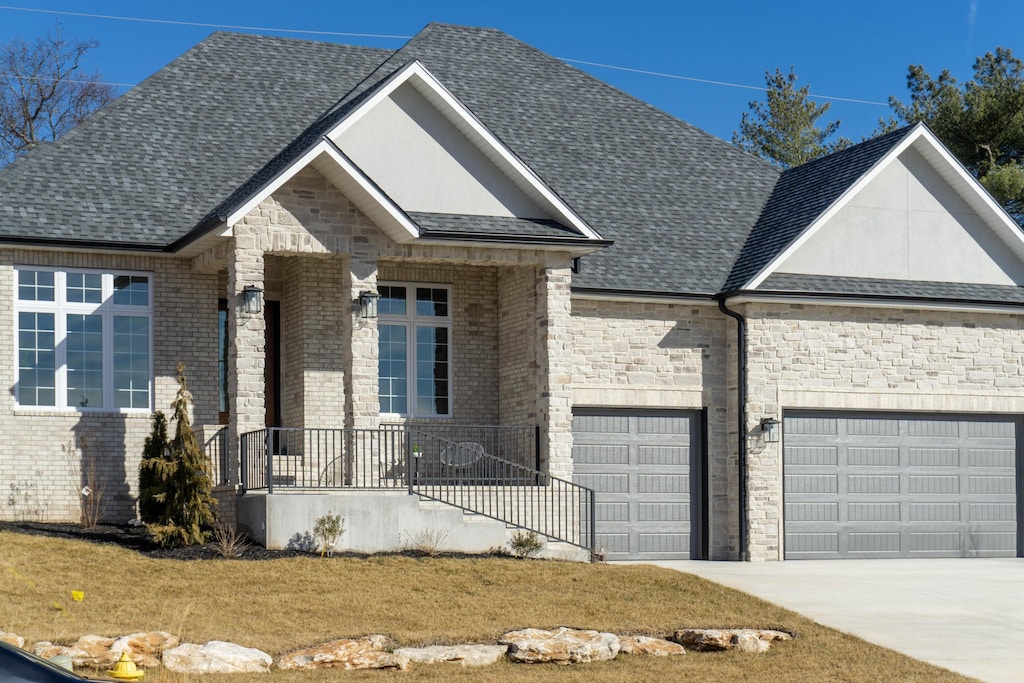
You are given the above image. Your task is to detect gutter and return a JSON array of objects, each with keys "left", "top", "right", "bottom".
[{"left": 716, "top": 297, "right": 749, "bottom": 561}]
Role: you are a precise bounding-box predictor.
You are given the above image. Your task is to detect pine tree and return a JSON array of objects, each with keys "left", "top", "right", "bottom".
[
  {"left": 884, "top": 47, "right": 1024, "bottom": 222},
  {"left": 147, "top": 363, "right": 217, "bottom": 546},
  {"left": 138, "top": 411, "right": 170, "bottom": 523},
  {"left": 733, "top": 67, "right": 850, "bottom": 169}
]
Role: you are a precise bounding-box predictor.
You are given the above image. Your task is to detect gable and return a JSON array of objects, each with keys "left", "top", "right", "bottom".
[
  {"left": 335, "top": 82, "right": 548, "bottom": 218},
  {"left": 775, "top": 145, "right": 1024, "bottom": 286}
]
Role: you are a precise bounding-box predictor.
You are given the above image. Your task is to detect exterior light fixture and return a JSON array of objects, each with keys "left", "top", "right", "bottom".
[
  {"left": 359, "top": 290, "right": 380, "bottom": 319},
  {"left": 760, "top": 417, "right": 782, "bottom": 443},
  {"left": 242, "top": 285, "right": 263, "bottom": 315}
]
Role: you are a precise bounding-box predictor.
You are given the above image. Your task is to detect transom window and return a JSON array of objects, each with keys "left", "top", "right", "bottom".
[
  {"left": 15, "top": 267, "right": 153, "bottom": 411},
  {"left": 378, "top": 283, "right": 451, "bottom": 418}
]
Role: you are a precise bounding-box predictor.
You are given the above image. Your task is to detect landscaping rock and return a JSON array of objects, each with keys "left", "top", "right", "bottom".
[
  {"left": 499, "top": 627, "right": 620, "bottom": 664},
  {"left": 110, "top": 631, "right": 179, "bottom": 668},
  {"left": 69, "top": 635, "right": 116, "bottom": 668},
  {"left": 0, "top": 631, "right": 25, "bottom": 648},
  {"left": 31, "top": 642, "right": 72, "bottom": 660},
  {"left": 394, "top": 644, "right": 507, "bottom": 667},
  {"left": 277, "top": 636, "right": 409, "bottom": 671},
  {"left": 163, "top": 641, "right": 272, "bottom": 674},
  {"left": 670, "top": 629, "right": 792, "bottom": 653},
  {"left": 616, "top": 635, "right": 685, "bottom": 656}
]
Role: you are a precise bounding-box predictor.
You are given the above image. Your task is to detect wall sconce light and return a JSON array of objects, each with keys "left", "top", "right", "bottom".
[
  {"left": 760, "top": 417, "right": 782, "bottom": 443},
  {"left": 359, "top": 290, "right": 380, "bottom": 319},
  {"left": 242, "top": 285, "right": 263, "bottom": 315}
]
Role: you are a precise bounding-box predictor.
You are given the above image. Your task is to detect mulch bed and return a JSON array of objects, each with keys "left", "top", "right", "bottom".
[
  {"left": 0, "top": 521, "right": 305, "bottom": 560},
  {"left": 0, "top": 521, "right": 512, "bottom": 561}
]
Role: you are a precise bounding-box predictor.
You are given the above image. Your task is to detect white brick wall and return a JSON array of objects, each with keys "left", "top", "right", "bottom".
[
  {"left": 0, "top": 249, "right": 218, "bottom": 523},
  {"left": 741, "top": 301, "right": 1024, "bottom": 561}
]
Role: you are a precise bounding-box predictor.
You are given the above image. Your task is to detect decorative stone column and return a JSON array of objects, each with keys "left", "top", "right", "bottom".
[
  {"left": 343, "top": 252, "right": 379, "bottom": 485},
  {"left": 536, "top": 263, "right": 574, "bottom": 478},
  {"left": 227, "top": 232, "right": 266, "bottom": 486}
]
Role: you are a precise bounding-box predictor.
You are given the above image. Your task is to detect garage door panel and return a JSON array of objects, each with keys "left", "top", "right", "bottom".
[
  {"left": 639, "top": 502, "right": 689, "bottom": 522},
  {"left": 849, "top": 502, "right": 901, "bottom": 522},
  {"left": 970, "top": 476, "right": 1015, "bottom": 495},
  {"left": 849, "top": 532, "right": 901, "bottom": 553},
  {"left": 787, "top": 502, "right": 838, "bottom": 521},
  {"left": 848, "top": 474, "right": 900, "bottom": 494},
  {"left": 848, "top": 418, "right": 901, "bottom": 436},
  {"left": 785, "top": 446, "right": 837, "bottom": 466},
  {"left": 596, "top": 502, "right": 629, "bottom": 522},
  {"left": 908, "top": 448, "right": 959, "bottom": 467},
  {"left": 785, "top": 413, "right": 1019, "bottom": 559},
  {"left": 909, "top": 475, "right": 959, "bottom": 494},
  {"left": 573, "top": 444, "right": 629, "bottom": 465},
  {"left": 848, "top": 447, "right": 900, "bottom": 466},
  {"left": 575, "top": 473, "right": 628, "bottom": 493},
  {"left": 786, "top": 474, "right": 838, "bottom": 494},
  {"left": 969, "top": 449, "right": 1015, "bottom": 467},
  {"left": 909, "top": 502, "right": 960, "bottom": 522},
  {"left": 573, "top": 410, "right": 697, "bottom": 560}
]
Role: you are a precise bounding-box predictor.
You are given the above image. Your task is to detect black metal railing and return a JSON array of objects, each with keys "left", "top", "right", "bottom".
[
  {"left": 204, "top": 427, "right": 229, "bottom": 485},
  {"left": 238, "top": 425, "right": 595, "bottom": 552},
  {"left": 406, "top": 429, "right": 595, "bottom": 552}
]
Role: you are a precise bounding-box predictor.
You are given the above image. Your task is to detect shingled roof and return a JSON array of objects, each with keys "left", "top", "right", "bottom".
[{"left": 5, "top": 24, "right": 1010, "bottom": 304}]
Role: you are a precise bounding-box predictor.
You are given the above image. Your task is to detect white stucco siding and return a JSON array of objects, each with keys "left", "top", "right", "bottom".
[
  {"left": 777, "top": 147, "right": 1024, "bottom": 285},
  {"left": 336, "top": 83, "right": 548, "bottom": 218}
]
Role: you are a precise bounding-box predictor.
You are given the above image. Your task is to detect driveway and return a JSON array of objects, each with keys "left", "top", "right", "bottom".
[{"left": 652, "top": 558, "right": 1024, "bottom": 683}]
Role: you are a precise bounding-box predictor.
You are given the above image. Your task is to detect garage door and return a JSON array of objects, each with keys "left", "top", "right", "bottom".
[
  {"left": 572, "top": 410, "right": 701, "bottom": 560},
  {"left": 784, "top": 412, "right": 1021, "bottom": 559}
]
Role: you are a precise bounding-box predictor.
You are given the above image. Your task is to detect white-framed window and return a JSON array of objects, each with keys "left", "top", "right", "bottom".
[
  {"left": 378, "top": 282, "right": 452, "bottom": 418},
  {"left": 15, "top": 267, "right": 153, "bottom": 411}
]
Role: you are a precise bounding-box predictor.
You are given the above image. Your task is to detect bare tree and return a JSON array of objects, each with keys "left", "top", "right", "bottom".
[{"left": 0, "top": 25, "right": 116, "bottom": 164}]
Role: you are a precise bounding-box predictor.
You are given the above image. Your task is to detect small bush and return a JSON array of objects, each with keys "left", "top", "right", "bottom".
[
  {"left": 313, "top": 512, "right": 345, "bottom": 557},
  {"left": 509, "top": 530, "right": 544, "bottom": 559},
  {"left": 212, "top": 522, "right": 251, "bottom": 558},
  {"left": 401, "top": 527, "right": 449, "bottom": 557}
]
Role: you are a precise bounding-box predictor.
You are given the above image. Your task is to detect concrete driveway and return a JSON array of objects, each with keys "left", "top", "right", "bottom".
[{"left": 652, "top": 558, "right": 1024, "bottom": 683}]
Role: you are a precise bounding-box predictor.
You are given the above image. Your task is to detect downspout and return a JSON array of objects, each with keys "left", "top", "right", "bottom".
[{"left": 717, "top": 298, "right": 749, "bottom": 561}]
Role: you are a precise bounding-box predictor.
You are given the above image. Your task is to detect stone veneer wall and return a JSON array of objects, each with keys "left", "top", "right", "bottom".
[
  {"left": 740, "top": 301, "right": 1024, "bottom": 561},
  {"left": 0, "top": 249, "right": 218, "bottom": 523},
  {"left": 570, "top": 299, "right": 736, "bottom": 559}
]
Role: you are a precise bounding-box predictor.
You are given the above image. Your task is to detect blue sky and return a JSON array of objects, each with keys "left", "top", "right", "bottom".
[{"left": 0, "top": 1, "right": 1020, "bottom": 144}]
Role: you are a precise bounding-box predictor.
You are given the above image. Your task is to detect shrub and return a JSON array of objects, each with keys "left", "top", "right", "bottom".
[
  {"left": 145, "top": 363, "right": 217, "bottom": 546},
  {"left": 313, "top": 512, "right": 345, "bottom": 557},
  {"left": 138, "top": 411, "right": 170, "bottom": 523},
  {"left": 509, "top": 530, "right": 544, "bottom": 559}
]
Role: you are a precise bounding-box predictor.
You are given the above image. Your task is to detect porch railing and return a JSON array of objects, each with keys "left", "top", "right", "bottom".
[{"left": 239, "top": 425, "right": 595, "bottom": 552}]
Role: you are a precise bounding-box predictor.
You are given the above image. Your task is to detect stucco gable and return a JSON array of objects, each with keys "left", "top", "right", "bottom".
[{"left": 745, "top": 124, "right": 1024, "bottom": 291}]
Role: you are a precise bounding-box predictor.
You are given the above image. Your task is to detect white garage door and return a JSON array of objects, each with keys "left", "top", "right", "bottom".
[
  {"left": 784, "top": 412, "right": 1021, "bottom": 559},
  {"left": 572, "top": 410, "right": 700, "bottom": 560}
]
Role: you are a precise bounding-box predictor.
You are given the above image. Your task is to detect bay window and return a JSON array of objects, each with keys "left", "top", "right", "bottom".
[
  {"left": 15, "top": 267, "right": 153, "bottom": 411},
  {"left": 378, "top": 283, "right": 451, "bottom": 417}
]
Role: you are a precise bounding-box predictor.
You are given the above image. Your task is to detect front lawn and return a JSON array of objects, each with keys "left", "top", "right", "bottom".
[{"left": 0, "top": 530, "right": 975, "bottom": 682}]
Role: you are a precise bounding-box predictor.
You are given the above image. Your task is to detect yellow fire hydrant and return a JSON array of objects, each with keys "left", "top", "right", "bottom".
[{"left": 106, "top": 651, "right": 145, "bottom": 680}]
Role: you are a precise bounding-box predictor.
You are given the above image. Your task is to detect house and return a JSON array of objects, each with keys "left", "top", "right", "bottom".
[{"left": 2, "top": 23, "right": 1021, "bottom": 561}]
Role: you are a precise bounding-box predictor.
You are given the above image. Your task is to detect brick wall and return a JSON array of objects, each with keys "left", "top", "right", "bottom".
[
  {"left": 741, "top": 301, "right": 1024, "bottom": 560},
  {"left": 0, "top": 250, "right": 218, "bottom": 523},
  {"left": 570, "top": 298, "right": 736, "bottom": 558}
]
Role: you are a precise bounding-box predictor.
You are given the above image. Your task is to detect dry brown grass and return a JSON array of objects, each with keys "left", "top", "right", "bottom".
[{"left": 0, "top": 531, "right": 976, "bottom": 682}]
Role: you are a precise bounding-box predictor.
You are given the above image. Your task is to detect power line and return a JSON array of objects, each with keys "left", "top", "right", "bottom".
[
  {"left": 0, "top": 5, "right": 889, "bottom": 107},
  {"left": 0, "top": 5, "right": 413, "bottom": 39},
  {"left": 561, "top": 58, "right": 889, "bottom": 106}
]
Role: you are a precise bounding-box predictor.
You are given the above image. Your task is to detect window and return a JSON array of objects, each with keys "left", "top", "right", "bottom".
[
  {"left": 378, "top": 283, "right": 451, "bottom": 417},
  {"left": 15, "top": 267, "right": 153, "bottom": 411}
]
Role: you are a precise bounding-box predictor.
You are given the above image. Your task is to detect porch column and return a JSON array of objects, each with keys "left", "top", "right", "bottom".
[
  {"left": 536, "top": 263, "right": 574, "bottom": 478},
  {"left": 344, "top": 252, "right": 379, "bottom": 485},
  {"left": 227, "top": 232, "right": 266, "bottom": 486}
]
